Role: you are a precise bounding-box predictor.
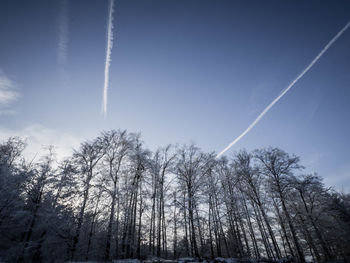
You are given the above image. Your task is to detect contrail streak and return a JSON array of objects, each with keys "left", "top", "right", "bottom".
[
  {"left": 102, "top": 0, "right": 115, "bottom": 117},
  {"left": 58, "top": 0, "right": 69, "bottom": 64},
  {"left": 216, "top": 21, "right": 350, "bottom": 159}
]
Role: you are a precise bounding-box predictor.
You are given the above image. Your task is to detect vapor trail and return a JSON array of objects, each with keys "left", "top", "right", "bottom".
[
  {"left": 216, "top": 21, "right": 350, "bottom": 159},
  {"left": 102, "top": 0, "right": 115, "bottom": 117},
  {"left": 58, "top": 0, "right": 69, "bottom": 64}
]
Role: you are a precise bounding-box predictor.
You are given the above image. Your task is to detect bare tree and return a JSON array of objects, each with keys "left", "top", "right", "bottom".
[
  {"left": 102, "top": 130, "right": 131, "bottom": 260},
  {"left": 70, "top": 137, "right": 105, "bottom": 260},
  {"left": 255, "top": 148, "right": 305, "bottom": 263}
]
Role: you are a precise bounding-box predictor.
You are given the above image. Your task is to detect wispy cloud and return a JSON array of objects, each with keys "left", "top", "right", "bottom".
[
  {"left": 58, "top": 0, "right": 69, "bottom": 64},
  {"left": 0, "top": 70, "right": 19, "bottom": 114},
  {"left": 102, "top": 0, "right": 115, "bottom": 117},
  {"left": 0, "top": 123, "right": 81, "bottom": 163},
  {"left": 216, "top": 21, "right": 350, "bottom": 158}
]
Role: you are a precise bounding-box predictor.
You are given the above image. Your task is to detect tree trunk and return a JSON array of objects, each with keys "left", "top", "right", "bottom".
[
  {"left": 71, "top": 169, "right": 93, "bottom": 260},
  {"left": 272, "top": 198, "right": 295, "bottom": 258},
  {"left": 279, "top": 190, "right": 305, "bottom": 263},
  {"left": 105, "top": 183, "right": 117, "bottom": 260}
]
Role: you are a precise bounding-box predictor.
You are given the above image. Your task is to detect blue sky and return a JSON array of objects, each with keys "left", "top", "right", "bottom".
[{"left": 0, "top": 0, "right": 350, "bottom": 190}]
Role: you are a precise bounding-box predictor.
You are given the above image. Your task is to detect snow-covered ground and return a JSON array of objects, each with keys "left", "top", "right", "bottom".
[
  {"left": 113, "top": 259, "right": 142, "bottom": 263},
  {"left": 68, "top": 256, "right": 294, "bottom": 263}
]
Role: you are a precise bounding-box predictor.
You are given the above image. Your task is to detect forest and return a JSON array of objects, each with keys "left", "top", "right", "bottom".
[{"left": 0, "top": 130, "right": 349, "bottom": 263}]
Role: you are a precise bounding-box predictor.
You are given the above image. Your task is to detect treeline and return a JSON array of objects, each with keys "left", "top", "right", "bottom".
[{"left": 0, "top": 130, "right": 349, "bottom": 263}]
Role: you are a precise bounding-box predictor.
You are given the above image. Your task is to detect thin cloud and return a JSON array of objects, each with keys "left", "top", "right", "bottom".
[
  {"left": 102, "top": 0, "right": 115, "bottom": 117},
  {"left": 0, "top": 70, "right": 19, "bottom": 113},
  {"left": 216, "top": 21, "right": 350, "bottom": 158},
  {"left": 58, "top": 0, "right": 69, "bottom": 64},
  {"left": 0, "top": 123, "right": 81, "bottom": 163}
]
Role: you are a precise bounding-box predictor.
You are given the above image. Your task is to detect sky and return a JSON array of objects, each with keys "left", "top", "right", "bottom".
[{"left": 0, "top": 0, "right": 350, "bottom": 191}]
